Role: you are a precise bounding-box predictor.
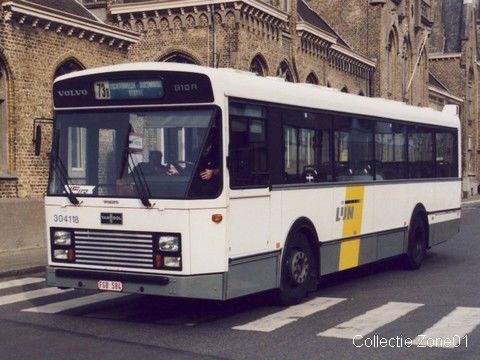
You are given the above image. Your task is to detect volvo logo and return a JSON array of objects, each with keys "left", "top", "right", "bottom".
[
  {"left": 57, "top": 89, "right": 88, "bottom": 97},
  {"left": 101, "top": 213, "right": 123, "bottom": 225}
]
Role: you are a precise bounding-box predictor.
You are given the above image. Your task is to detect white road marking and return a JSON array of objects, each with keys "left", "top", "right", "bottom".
[
  {"left": 413, "top": 307, "right": 480, "bottom": 348},
  {"left": 0, "top": 277, "right": 44, "bottom": 290},
  {"left": 0, "top": 287, "right": 73, "bottom": 307},
  {"left": 22, "top": 292, "right": 128, "bottom": 313},
  {"left": 318, "top": 302, "right": 423, "bottom": 339},
  {"left": 233, "top": 297, "right": 346, "bottom": 332}
]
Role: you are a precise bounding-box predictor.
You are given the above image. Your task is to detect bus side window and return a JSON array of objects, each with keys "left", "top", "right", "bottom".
[
  {"left": 435, "top": 130, "right": 458, "bottom": 178},
  {"left": 334, "top": 116, "right": 374, "bottom": 182},
  {"left": 375, "top": 121, "right": 407, "bottom": 180},
  {"left": 282, "top": 110, "right": 332, "bottom": 184},
  {"left": 408, "top": 126, "right": 434, "bottom": 179},
  {"left": 229, "top": 102, "right": 269, "bottom": 188}
]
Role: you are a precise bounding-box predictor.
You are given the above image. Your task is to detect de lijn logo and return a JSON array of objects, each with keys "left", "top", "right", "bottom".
[
  {"left": 335, "top": 199, "right": 360, "bottom": 222},
  {"left": 101, "top": 213, "right": 123, "bottom": 225}
]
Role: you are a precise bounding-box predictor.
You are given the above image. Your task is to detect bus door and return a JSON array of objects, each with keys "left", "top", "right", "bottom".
[{"left": 227, "top": 102, "right": 272, "bottom": 257}]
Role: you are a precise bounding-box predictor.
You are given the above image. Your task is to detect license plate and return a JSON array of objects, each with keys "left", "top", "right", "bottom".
[{"left": 97, "top": 280, "right": 123, "bottom": 292}]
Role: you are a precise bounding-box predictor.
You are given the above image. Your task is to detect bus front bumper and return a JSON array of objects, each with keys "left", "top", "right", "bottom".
[{"left": 46, "top": 266, "right": 226, "bottom": 300}]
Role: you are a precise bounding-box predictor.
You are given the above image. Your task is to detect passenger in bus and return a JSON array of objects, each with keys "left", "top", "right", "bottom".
[{"left": 141, "top": 150, "right": 179, "bottom": 176}]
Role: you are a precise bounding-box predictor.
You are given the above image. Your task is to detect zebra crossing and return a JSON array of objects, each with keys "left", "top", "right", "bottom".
[{"left": 0, "top": 276, "right": 479, "bottom": 348}]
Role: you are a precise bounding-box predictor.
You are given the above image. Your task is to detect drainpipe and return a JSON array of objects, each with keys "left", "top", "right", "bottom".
[{"left": 211, "top": 3, "right": 218, "bottom": 68}]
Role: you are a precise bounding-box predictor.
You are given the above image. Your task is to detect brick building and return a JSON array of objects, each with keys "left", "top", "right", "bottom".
[
  {"left": 3, "top": 0, "right": 477, "bottom": 201},
  {"left": 428, "top": 0, "right": 479, "bottom": 196},
  {"left": 0, "top": 0, "right": 138, "bottom": 270},
  {"left": 109, "top": 0, "right": 375, "bottom": 94}
]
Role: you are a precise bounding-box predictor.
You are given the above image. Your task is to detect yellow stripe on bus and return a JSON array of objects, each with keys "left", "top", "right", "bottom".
[{"left": 338, "top": 186, "right": 365, "bottom": 271}]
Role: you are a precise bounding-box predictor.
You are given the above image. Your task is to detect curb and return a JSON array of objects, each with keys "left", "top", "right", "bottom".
[
  {"left": 462, "top": 199, "right": 480, "bottom": 205},
  {"left": 0, "top": 266, "right": 45, "bottom": 280}
]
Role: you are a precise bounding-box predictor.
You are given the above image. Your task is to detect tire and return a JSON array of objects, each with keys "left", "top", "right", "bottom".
[
  {"left": 272, "top": 232, "right": 316, "bottom": 306},
  {"left": 403, "top": 215, "right": 428, "bottom": 270}
]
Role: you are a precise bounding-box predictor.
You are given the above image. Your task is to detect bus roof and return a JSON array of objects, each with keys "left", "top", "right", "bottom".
[{"left": 55, "top": 62, "right": 460, "bottom": 129}]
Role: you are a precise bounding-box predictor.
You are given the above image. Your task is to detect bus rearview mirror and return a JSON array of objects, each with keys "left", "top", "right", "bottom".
[{"left": 34, "top": 125, "right": 42, "bottom": 156}]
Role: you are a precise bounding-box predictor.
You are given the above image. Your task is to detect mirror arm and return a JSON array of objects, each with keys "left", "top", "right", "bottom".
[{"left": 32, "top": 117, "right": 53, "bottom": 156}]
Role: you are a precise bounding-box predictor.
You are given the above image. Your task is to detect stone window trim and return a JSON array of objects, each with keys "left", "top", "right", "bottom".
[
  {"left": 250, "top": 54, "right": 269, "bottom": 76},
  {"left": 0, "top": 172, "right": 18, "bottom": 180},
  {"left": 159, "top": 52, "right": 199, "bottom": 64},
  {"left": 0, "top": 60, "right": 14, "bottom": 178},
  {"left": 54, "top": 58, "right": 85, "bottom": 79},
  {"left": 306, "top": 72, "right": 319, "bottom": 85},
  {"left": 276, "top": 60, "right": 295, "bottom": 82}
]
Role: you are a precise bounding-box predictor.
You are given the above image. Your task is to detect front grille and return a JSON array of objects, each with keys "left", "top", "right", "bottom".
[{"left": 74, "top": 230, "right": 154, "bottom": 268}]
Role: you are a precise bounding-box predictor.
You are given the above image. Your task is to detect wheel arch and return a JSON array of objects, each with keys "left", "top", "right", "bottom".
[
  {"left": 283, "top": 217, "right": 320, "bottom": 277},
  {"left": 410, "top": 203, "right": 429, "bottom": 246}
]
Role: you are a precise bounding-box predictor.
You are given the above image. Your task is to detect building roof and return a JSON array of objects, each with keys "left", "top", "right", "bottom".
[
  {"left": 2, "top": 0, "right": 140, "bottom": 46},
  {"left": 27, "top": 0, "right": 99, "bottom": 22},
  {"left": 428, "top": 72, "right": 449, "bottom": 92},
  {"left": 297, "top": 0, "right": 349, "bottom": 48},
  {"left": 442, "top": 0, "right": 466, "bottom": 53}
]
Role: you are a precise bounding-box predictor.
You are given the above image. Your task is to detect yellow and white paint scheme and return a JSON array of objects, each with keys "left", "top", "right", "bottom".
[{"left": 45, "top": 63, "right": 461, "bottom": 300}]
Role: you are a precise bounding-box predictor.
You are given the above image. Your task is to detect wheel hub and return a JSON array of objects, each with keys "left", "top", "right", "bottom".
[{"left": 290, "top": 250, "right": 309, "bottom": 285}]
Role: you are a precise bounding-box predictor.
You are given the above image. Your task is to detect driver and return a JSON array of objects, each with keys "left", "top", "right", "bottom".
[{"left": 141, "top": 150, "right": 179, "bottom": 176}]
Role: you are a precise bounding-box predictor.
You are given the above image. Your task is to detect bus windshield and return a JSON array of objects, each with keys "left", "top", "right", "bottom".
[{"left": 48, "top": 107, "right": 222, "bottom": 200}]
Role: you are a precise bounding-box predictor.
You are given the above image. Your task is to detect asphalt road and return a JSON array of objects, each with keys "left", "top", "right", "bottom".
[{"left": 1, "top": 204, "right": 479, "bottom": 360}]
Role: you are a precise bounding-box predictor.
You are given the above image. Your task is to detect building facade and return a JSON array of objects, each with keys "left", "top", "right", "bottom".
[
  {"left": 0, "top": 0, "right": 138, "bottom": 270},
  {"left": 429, "top": 0, "right": 480, "bottom": 196},
  {"left": 1, "top": 0, "right": 479, "bottom": 200}
]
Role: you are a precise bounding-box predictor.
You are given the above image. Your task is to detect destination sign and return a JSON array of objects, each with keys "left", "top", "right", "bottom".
[
  {"left": 53, "top": 70, "right": 214, "bottom": 108},
  {"left": 94, "top": 79, "right": 164, "bottom": 100}
]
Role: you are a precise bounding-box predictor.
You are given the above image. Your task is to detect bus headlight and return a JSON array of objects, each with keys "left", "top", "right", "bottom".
[
  {"left": 158, "top": 235, "right": 180, "bottom": 252},
  {"left": 53, "top": 249, "right": 69, "bottom": 260},
  {"left": 164, "top": 256, "right": 181, "bottom": 268},
  {"left": 53, "top": 248, "right": 75, "bottom": 262},
  {"left": 54, "top": 231, "right": 72, "bottom": 246}
]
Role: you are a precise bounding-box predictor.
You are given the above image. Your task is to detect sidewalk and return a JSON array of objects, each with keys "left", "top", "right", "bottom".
[{"left": 462, "top": 194, "right": 480, "bottom": 205}]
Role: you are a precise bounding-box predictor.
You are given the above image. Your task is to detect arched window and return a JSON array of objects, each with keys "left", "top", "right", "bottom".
[
  {"left": 160, "top": 52, "right": 198, "bottom": 64},
  {"left": 306, "top": 72, "right": 319, "bottom": 85},
  {"left": 250, "top": 55, "right": 268, "bottom": 76},
  {"left": 401, "top": 37, "right": 412, "bottom": 101},
  {"left": 341, "top": 86, "right": 349, "bottom": 93},
  {"left": 386, "top": 30, "right": 398, "bottom": 99},
  {"left": 54, "top": 58, "right": 84, "bottom": 79},
  {"left": 0, "top": 59, "right": 8, "bottom": 174},
  {"left": 359, "top": 90, "right": 365, "bottom": 96},
  {"left": 276, "top": 61, "right": 294, "bottom": 82}
]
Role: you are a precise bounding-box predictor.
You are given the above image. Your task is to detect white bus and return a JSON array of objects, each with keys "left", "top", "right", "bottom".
[{"left": 44, "top": 63, "right": 461, "bottom": 305}]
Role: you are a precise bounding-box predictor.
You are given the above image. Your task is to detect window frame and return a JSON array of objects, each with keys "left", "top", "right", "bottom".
[
  {"left": 228, "top": 100, "right": 270, "bottom": 190},
  {"left": 227, "top": 97, "right": 460, "bottom": 190},
  {"left": 0, "top": 61, "right": 8, "bottom": 175}
]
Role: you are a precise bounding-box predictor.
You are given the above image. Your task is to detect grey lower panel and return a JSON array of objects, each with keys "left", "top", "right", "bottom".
[
  {"left": 320, "top": 229, "right": 407, "bottom": 276},
  {"left": 226, "top": 253, "right": 279, "bottom": 299},
  {"left": 429, "top": 219, "right": 461, "bottom": 247},
  {"left": 377, "top": 230, "right": 406, "bottom": 259},
  {"left": 320, "top": 242, "right": 340, "bottom": 275},
  {"left": 46, "top": 267, "right": 226, "bottom": 300}
]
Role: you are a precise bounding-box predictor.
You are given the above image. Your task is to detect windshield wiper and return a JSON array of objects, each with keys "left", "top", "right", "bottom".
[
  {"left": 119, "top": 127, "right": 152, "bottom": 208},
  {"left": 51, "top": 130, "right": 80, "bottom": 205},
  {"left": 126, "top": 152, "right": 152, "bottom": 208}
]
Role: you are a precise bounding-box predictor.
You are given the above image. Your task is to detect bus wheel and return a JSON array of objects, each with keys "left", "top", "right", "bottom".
[
  {"left": 403, "top": 215, "right": 427, "bottom": 270},
  {"left": 274, "top": 232, "right": 315, "bottom": 306}
]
